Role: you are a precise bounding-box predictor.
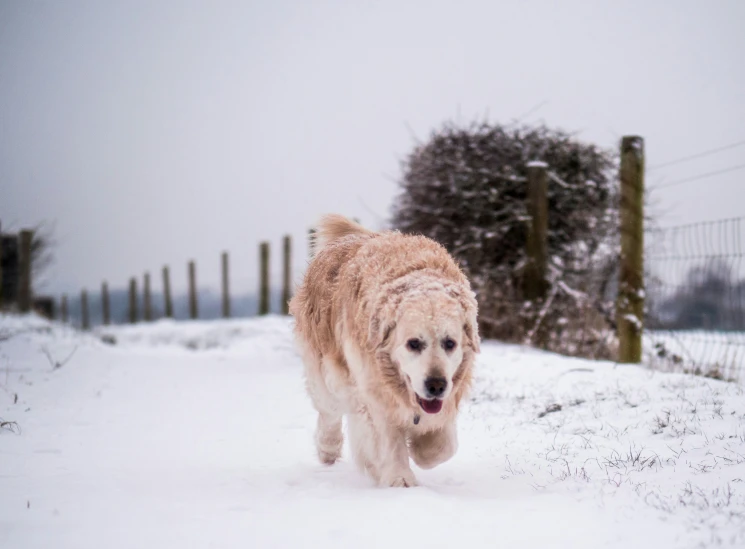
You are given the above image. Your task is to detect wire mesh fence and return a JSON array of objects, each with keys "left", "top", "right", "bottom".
[{"left": 644, "top": 216, "right": 745, "bottom": 382}]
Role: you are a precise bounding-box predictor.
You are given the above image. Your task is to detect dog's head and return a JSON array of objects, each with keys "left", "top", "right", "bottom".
[{"left": 370, "top": 278, "right": 480, "bottom": 414}]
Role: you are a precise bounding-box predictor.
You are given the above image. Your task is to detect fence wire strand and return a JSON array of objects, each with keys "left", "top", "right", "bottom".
[{"left": 645, "top": 216, "right": 745, "bottom": 382}]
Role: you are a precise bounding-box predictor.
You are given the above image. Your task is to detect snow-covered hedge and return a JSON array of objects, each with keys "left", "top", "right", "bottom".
[{"left": 390, "top": 120, "right": 620, "bottom": 359}]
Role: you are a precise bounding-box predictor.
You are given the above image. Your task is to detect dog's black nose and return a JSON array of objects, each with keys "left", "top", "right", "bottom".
[{"left": 424, "top": 377, "right": 447, "bottom": 398}]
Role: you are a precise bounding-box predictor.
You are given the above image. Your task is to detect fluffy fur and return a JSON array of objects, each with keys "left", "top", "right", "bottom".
[{"left": 289, "top": 214, "right": 480, "bottom": 487}]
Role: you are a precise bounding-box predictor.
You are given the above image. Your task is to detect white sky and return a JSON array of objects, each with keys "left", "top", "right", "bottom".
[{"left": 2, "top": 0, "right": 744, "bottom": 297}]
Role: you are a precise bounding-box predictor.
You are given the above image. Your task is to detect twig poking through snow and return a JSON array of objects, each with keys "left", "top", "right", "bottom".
[
  {"left": 40, "top": 345, "right": 79, "bottom": 370},
  {"left": 538, "top": 403, "right": 563, "bottom": 418},
  {"left": 0, "top": 418, "right": 21, "bottom": 435}
]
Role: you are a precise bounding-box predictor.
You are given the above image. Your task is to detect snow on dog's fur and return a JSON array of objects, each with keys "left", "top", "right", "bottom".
[{"left": 289, "top": 214, "right": 480, "bottom": 487}]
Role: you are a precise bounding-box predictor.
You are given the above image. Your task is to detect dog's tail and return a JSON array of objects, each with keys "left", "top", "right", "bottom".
[{"left": 312, "top": 214, "right": 375, "bottom": 256}]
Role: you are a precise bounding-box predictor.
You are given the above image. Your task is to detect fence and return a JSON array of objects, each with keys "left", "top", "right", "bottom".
[
  {"left": 644, "top": 217, "right": 745, "bottom": 382},
  {"left": 5, "top": 135, "right": 742, "bottom": 384},
  {"left": 56, "top": 235, "right": 301, "bottom": 329},
  {"left": 52, "top": 218, "right": 364, "bottom": 329}
]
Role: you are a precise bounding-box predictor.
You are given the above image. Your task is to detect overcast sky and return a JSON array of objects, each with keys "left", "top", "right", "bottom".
[{"left": 2, "top": 0, "right": 744, "bottom": 297}]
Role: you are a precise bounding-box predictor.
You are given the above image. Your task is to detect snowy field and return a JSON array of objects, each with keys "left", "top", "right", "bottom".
[{"left": 1, "top": 314, "right": 744, "bottom": 549}]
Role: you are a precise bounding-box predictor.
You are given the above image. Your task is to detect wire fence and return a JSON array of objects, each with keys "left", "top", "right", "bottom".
[{"left": 644, "top": 216, "right": 745, "bottom": 382}]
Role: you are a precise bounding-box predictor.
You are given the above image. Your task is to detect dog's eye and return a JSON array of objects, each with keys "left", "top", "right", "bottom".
[
  {"left": 442, "top": 338, "right": 457, "bottom": 351},
  {"left": 406, "top": 339, "right": 423, "bottom": 352}
]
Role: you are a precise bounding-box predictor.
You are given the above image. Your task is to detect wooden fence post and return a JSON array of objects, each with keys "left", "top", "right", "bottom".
[
  {"left": 221, "top": 251, "right": 230, "bottom": 318},
  {"left": 60, "top": 294, "right": 68, "bottom": 323},
  {"left": 129, "top": 277, "right": 137, "bottom": 323},
  {"left": 101, "top": 281, "right": 110, "bottom": 325},
  {"left": 17, "top": 230, "right": 33, "bottom": 313},
  {"left": 81, "top": 289, "right": 90, "bottom": 330},
  {"left": 617, "top": 136, "right": 645, "bottom": 363},
  {"left": 308, "top": 228, "right": 316, "bottom": 259},
  {"left": 188, "top": 260, "right": 198, "bottom": 320},
  {"left": 32, "top": 297, "right": 54, "bottom": 320},
  {"left": 0, "top": 235, "right": 3, "bottom": 309},
  {"left": 525, "top": 162, "right": 549, "bottom": 301},
  {"left": 143, "top": 272, "right": 152, "bottom": 321},
  {"left": 259, "top": 242, "right": 270, "bottom": 315},
  {"left": 282, "top": 235, "right": 292, "bottom": 315},
  {"left": 162, "top": 266, "right": 173, "bottom": 318}
]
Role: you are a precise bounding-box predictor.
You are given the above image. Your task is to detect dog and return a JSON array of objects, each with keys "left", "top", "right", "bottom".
[{"left": 289, "top": 214, "right": 480, "bottom": 487}]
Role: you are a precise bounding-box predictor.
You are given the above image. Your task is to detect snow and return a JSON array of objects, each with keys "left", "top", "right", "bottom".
[
  {"left": 526, "top": 160, "right": 548, "bottom": 168},
  {"left": 644, "top": 329, "right": 745, "bottom": 382},
  {"left": 547, "top": 170, "right": 571, "bottom": 188},
  {"left": 624, "top": 313, "right": 643, "bottom": 330},
  {"left": 2, "top": 313, "right": 744, "bottom": 548}
]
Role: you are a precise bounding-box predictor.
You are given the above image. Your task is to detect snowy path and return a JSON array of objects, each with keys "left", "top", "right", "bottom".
[{"left": 1, "top": 315, "right": 744, "bottom": 548}]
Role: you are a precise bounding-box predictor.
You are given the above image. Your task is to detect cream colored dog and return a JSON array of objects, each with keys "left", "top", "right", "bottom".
[{"left": 289, "top": 214, "right": 480, "bottom": 487}]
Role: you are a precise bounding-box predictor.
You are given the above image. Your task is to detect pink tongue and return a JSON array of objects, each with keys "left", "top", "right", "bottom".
[{"left": 420, "top": 398, "right": 443, "bottom": 414}]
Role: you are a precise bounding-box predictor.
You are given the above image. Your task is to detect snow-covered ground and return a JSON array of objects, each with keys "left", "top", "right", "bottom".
[
  {"left": 644, "top": 330, "right": 745, "bottom": 383},
  {"left": 1, "top": 313, "right": 744, "bottom": 549}
]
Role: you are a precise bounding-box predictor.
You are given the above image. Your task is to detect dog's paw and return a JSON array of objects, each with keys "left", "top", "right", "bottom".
[
  {"left": 382, "top": 471, "right": 418, "bottom": 488},
  {"left": 315, "top": 422, "right": 343, "bottom": 465},
  {"left": 388, "top": 476, "right": 417, "bottom": 488},
  {"left": 317, "top": 447, "right": 341, "bottom": 465},
  {"left": 409, "top": 426, "right": 457, "bottom": 469}
]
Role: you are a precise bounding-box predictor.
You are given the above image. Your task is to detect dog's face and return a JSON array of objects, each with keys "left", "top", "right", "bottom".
[{"left": 388, "top": 292, "right": 476, "bottom": 414}]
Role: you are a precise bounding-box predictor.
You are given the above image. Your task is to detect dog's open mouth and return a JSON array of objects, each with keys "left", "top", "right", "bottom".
[{"left": 416, "top": 395, "right": 443, "bottom": 414}]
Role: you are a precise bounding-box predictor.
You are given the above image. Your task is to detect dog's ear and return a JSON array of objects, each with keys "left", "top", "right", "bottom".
[
  {"left": 454, "top": 287, "right": 480, "bottom": 353},
  {"left": 368, "top": 294, "right": 399, "bottom": 351},
  {"left": 463, "top": 316, "right": 480, "bottom": 353},
  {"left": 369, "top": 314, "right": 396, "bottom": 350}
]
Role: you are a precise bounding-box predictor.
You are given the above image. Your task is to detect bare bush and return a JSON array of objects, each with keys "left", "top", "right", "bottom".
[{"left": 390, "top": 119, "right": 620, "bottom": 358}]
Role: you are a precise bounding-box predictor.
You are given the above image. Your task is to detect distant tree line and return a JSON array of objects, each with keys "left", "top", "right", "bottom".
[{"left": 648, "top": 260, "right": 745, "bottom": 331}]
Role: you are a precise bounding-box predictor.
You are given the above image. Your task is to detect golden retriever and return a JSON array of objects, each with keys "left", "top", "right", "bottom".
[{"left": 289, "top": 214, "right": 480, "bottom": 487}]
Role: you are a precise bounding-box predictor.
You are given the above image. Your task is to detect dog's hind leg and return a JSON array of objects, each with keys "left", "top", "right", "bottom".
[
  {"left": 315, "top": 411, "right": 343, "bottom": 465},
  {"left": 303, "top": 352, "right": 345, "bottom": 465},
  {"left": 408, "top": 421, "right": 458, "bottom": 470}
]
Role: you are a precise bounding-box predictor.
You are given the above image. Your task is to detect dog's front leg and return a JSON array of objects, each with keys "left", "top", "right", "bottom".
[{"left": 377, "top": 422, "right": 418, "bottom": 488}]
